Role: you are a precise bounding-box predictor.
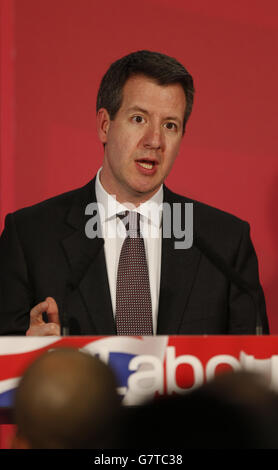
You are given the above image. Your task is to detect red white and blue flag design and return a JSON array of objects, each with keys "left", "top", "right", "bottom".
[
  {"left": 1, "top": 335, "right": 278, "bottom": 408},
  {"left": 0, "top": 336, "right": 168, "bottom": 407}
]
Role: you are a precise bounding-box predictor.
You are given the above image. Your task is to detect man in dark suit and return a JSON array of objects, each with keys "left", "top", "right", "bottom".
[{"left": 0, "top": 50, "right": 269, "bottom": 336}]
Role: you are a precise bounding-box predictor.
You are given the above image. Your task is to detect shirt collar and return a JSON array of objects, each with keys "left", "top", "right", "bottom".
[{"left": 95, "top": 167, "right": 163, "bottom": 228}]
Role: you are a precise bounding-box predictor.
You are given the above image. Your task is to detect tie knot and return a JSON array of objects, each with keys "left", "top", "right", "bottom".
[{"left": 117, "top": 211, "right": 140, "bottom": 237}]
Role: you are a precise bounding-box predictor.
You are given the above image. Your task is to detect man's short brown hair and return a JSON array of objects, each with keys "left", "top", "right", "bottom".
[{"left": 96, "top": 50, "right": 195, "bottom": 134}]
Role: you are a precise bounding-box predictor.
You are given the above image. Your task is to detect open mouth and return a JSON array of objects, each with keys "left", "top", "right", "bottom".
[{"left": 136, "top": 159, "right": 157, "bottom": 170}]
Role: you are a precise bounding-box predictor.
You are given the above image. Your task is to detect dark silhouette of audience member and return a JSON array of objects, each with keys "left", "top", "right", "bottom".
[
  {"left": 123, "top": 371, "right": 278, "bottom": 449},
  {"left": 12, "top": 348, "right": 121, "bottom": 449},
  {"left": 12, "top": 354, "right": 278, "bottom": 450}
]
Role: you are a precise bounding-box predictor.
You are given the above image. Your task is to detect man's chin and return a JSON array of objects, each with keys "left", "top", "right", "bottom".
[{"left": 127, "top": 182, "right": 162, "bottom": 202}]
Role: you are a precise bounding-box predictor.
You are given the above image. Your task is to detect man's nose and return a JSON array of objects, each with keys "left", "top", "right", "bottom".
[{"left": 142, "top": 124, "right": 164, "bottom": 150}]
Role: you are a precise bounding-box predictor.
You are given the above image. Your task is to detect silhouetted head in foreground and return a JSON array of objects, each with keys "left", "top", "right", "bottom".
[
  {"left": 123, "top": 371, "right": 278, "bottom": 449},
  {"left": 13, "top": 348, "right": 120, "bottom": 449}
]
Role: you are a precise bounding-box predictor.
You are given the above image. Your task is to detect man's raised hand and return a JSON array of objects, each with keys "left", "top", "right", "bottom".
[{"left": 26, "top": 297, "right": 60, "bottom": 336}]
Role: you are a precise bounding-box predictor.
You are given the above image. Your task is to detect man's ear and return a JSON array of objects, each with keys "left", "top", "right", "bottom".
[{"left": 96, "top": 108, "right": 111, "bottom": 145}]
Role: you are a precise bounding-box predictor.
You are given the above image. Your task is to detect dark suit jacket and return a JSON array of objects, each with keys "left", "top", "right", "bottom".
[{"left": 0, "top": 178, "right": 269, "bottom": 335}]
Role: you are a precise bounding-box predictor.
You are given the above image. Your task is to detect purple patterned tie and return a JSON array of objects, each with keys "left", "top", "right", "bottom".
[{"left": 116, "top": 211, "right": 153, "bottom": 335}]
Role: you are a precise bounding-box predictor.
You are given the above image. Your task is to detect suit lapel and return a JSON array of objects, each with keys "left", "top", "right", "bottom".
[
  {"left": 61, "top": 179, "right": 116, "bottom": 334},
  {"left": 157, "top": 186, "right": 201, "bottom": 334}
]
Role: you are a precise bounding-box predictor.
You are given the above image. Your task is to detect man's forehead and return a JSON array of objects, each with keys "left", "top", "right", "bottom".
[{"left": 120, "top": 74, "right": 186, "bottom": 114}]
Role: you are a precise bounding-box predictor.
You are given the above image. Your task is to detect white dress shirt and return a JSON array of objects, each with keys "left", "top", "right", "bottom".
[{"left": 95, "top": 168, "right": 163, "bottom": 334}]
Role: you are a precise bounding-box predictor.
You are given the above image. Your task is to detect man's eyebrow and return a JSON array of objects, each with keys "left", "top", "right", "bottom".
[
  {"left": 127, "top": 106, "right": 149, "bottom": 114},
  {"left": 127, "top": 106, "right": 182, "bottom": 124}
]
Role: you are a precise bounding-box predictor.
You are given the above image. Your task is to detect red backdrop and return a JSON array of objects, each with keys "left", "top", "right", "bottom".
[{"left": 1, "top": 0, "right": 278, "bottom": 332}]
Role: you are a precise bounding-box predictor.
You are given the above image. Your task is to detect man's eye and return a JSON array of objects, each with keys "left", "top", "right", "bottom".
[
  {"left": 132, "top": 115, "right": 144, "bottom": 123},
  {"left": 164, "top": 122, "right": 177, "bottom": 130}
]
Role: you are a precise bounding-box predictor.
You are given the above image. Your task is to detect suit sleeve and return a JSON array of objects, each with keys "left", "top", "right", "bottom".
[
  {"left": 228, "top": 221, "right": 269, "bottom": 334},
  {"left": 0, "top": 213, "right": 32, "bottom": 334}
]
